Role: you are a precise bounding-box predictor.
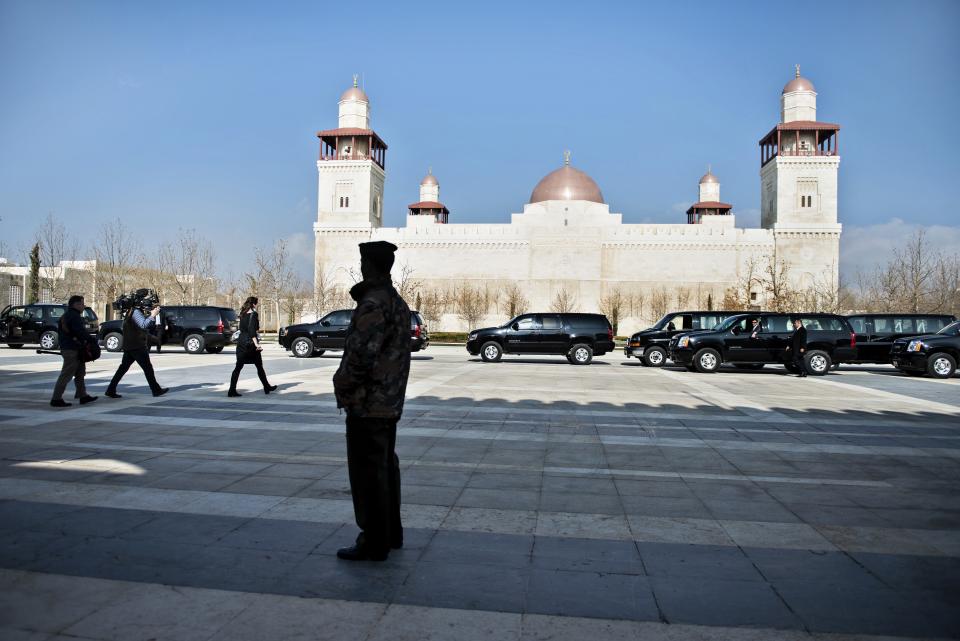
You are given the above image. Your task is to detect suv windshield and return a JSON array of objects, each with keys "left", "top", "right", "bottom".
[{"left": 937, "top": 321, "right": 960, "bottom": 336}]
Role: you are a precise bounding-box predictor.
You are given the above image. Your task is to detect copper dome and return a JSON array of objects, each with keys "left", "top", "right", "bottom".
[
  {"left": 783, "top": 65, "right": 815, "bottom": 94},
  {"left": 420, "top": 173, "right": 438, "bottom": 186},
  {"left": 529, "top": 165, "right": 604, "bottom": 204},
  {"left": 699, "top": 170, "right": 719, "bottom": 184},
  {"left": 340, "top": 86, "right": 369, "bottom": 103}
]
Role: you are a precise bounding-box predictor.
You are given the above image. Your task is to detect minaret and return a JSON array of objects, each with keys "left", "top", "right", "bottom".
[
  {"left": 408, "top": 168, "right": 449, "bottom": 224},
  {"left": 686, "top": 166, "right": 732, "bottom": 224},
  {"left": 758, "top": 66, "right": 842, "bottom": 294},
  {"left": 314, "top": 75, "right": 387, "bottom": 228}
]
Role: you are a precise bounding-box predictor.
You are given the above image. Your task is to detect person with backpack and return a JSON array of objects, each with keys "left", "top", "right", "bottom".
[
  {"left": 227, "top": 296, "right": 277, "bottom": 397},
  {"left": 50, "top": 295, "right": 98, "bottom": 407}
]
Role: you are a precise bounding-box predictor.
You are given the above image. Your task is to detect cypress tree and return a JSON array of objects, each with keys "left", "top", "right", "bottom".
[{"left": 28, "top": 243, "right": 40, "bottom": 304}]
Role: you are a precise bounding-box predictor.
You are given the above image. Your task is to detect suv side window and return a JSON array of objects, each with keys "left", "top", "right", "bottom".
[
  {"left": 516, "top": 316, "right": 540, "bottom": 330},
  {"left": 847, "top": 316, "right": 867, "bottom": 334},
  {"left": 7, "top": 306, "right": 27, "bottom": 320},
  {"left": 184, "top": 309, "right": 210, "bottom": 322},
  {"left": 325, "top": 310, "right": 352, "bottom": 326},
  {"left": 696, "top": 314, "right": 726, "bottom": 330},
  {"left": 47, "top": 306, "right": 65, "bottom": 320},
  {"left": 541, "top": 315, "right": 561, "bottom": 330},
  {"left": 804, "top": 316, "right": 844, "bottom": 331},
  {"left": 763, "top": 315, "right": 792, "bottom": 333}
]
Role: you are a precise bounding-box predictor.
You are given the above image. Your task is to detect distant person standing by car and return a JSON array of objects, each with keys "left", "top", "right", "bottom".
[
  {"left": 50, "top": 295, "right": 98, "bottom": 408},
  {"left": 787, "top": 316, "right": 808, "bottom": 377},
  {"left": 105, "top": 301, "right": 168, "bottom": 398},
  {"left": 227, "top": 296, "right": 276, "bottom": 397},
  {"left": 150, "top": 312, "right": 167, "bottom": 353}
]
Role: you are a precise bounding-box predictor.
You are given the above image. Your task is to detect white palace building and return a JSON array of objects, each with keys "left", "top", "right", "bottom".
[{"left": 313, "top": 69, "right": 841, "bottom": 330}]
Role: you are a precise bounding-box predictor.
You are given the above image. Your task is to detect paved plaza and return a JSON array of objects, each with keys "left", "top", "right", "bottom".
[{"left": 0, "top": 344, "right": 958, "bottom": 640}]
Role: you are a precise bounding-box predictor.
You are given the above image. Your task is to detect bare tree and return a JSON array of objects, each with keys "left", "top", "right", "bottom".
[
  {"left": 761, "top": 255, "right": 798, "bottom": 312},
  {"left": 253, "top": 239, "right": 300, "bottom": 331},
  {"left": 598, "top": 287, "right": 625, "bottom": 335},
  {"left": 627, "top": 289, "right": 645, "bottom": 320},
  {"left": 501, "top": 282, "right": 529, "bottom": 318},
  {"left": 550, "top": 286, "right": 578, "bottom": 313},
  {"left": 418, "top": 287, "right": 445, "bottom": 324},
  {"left": 157, "top": 229, "right": 218, "bottom": 305},
  {"left": 34, "top": 213, "right": 84, "bottom": 302},
  {"left": 675, "top": 287, "right": 691, "bottom": 310},
  {"left": 722, "top": 257, "right": 759, "bottom": 311},
  {"left": 649, "top": 287, "right": 670, "bottom": 320},
  {"left": 309, "top": 268, "right": 347, "bottom": 320},
  {"left": 455, "top": 284, "right": 486, "bottom": 329},
  {"left": 92, "top": 218, "right": 143, "bottom": 318},
  {"left": 393, "top": 261, "right": 420, "bottom": 304}
]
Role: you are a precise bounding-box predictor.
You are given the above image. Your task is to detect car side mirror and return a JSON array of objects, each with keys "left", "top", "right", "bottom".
[
  {"left": 511, "top": 323, "right": 519, "bottom": 331},
  {"left": 731, "top": 326, "right": 741, "bottom": 335}
]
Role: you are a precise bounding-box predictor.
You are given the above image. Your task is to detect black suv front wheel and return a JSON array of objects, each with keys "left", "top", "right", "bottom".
[
  {"left": 693, "top": 348, "right": 721, "bottom": 373},
  {"left": 643, "top": 346, "right": 667, "bottom": 367},
  {"left": 569, "top": 343, "right": 593, "bottom": 365},
  {"left": 103, "top": 332, "right": 123, "bottom": 352},
  {"left": 39, "top": 331, "right": 59, "bottom": 350},
  {"left": 480, "top": 341, "right": 502, "bottom": 362},
  {"left": 804, "top": 350, "right": 832, "bottom": 376},
  {"left": 292, "top": 337, "right": 314, "bottom": 358},
  {"left": 927, "top": 352, "right": 956, "bottom": 379}
]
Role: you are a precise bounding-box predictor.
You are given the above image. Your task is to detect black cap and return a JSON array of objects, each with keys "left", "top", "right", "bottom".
[{"left": 359, "top": 241, "right": 397, "bottom": 272}]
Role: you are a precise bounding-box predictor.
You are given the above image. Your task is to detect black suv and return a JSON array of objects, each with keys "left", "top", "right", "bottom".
[
  {"left": 625, "top": 311, "right": 742, "bottom": 367},
  {"left": 669, "top": 312, "right": 856, "bottom": 375},
  {"left": 845, "top": 314, "right": 956, "bottom": 364},
  {"left": 1, "top": 304, "right": 99, "bottom": 350},
  {"left": 98, "top": 306, "right": 239, "bottom": 354},
  {"left": 891, "top": 320, "right": 960, "bottom": 378},
  {"left": 467, "top": 313, "right": 615, "bottom": 365},
  {"left": 279, "top": 309, "right": 430, "bottom": 358}
]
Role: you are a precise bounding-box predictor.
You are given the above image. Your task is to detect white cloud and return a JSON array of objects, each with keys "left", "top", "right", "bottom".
[{"left": 841, "top": 218, "right": 960, "bottom": 279}]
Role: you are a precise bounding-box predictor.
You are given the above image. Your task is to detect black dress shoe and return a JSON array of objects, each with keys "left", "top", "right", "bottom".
[
  {"left": 79, "top": 395, "right": 98, "bottom": 405},
  {"left": 105, "top": 391, "right": 122, "bottom": 399},
  {"left": 264, "top": 385, "right": 277, "bottom": 394},
  {"left": 227, "top": 390, "right": 242, "bottom": 397},
  {"left": 336, "top": 544, "right": 388, "bottom": 562},
  {"left": 153, "top": 388, "right": 169, "bottom": 397},
  {"left": 50, "top": 399, "right": 71, "bottom": 408}
]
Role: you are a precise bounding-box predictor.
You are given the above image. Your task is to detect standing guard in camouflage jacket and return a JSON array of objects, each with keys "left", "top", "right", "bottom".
[{"left": 333, "top": 241, "right": 411, "bottom": 561}]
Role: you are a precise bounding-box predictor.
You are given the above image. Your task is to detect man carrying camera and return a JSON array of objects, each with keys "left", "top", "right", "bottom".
[
  {"left": 50, "top": 295, "right": 98, "bottom": 408},
  {"left": 105, "top": 290, "right": 168, "bottom": 398}
]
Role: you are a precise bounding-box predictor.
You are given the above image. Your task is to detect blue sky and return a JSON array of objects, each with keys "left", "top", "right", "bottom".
[{"left": 1, "top": 0, "right": 958, "bottom": 280}]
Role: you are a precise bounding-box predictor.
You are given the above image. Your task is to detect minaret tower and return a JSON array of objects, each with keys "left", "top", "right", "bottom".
[
  {"left": 686, "top": 166, "right": 732, "bottom": 224},
  {"left": 407, "top": 169, "right": 450, "bottom": 224},
  {"left": 314, "top": 75, "right": 388, "bottom": 229},
  {"left": 758, "top": 65, "right": 842, "bottom": 290}
]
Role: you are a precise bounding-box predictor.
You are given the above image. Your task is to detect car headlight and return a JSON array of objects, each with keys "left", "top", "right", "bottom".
[
  {"left": 678, "top": 336, "right": 690, "bottom": 348},
  {"left": 468, "top": 332, "right": 478, "bottom": 340},
  {"left": 907, "top": 340, "right": 926, "bottom": 352}
]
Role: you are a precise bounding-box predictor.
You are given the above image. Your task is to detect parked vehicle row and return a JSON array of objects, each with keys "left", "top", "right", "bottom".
[{"left": 4, "top": 301, "right": 957, "bottom": 379}]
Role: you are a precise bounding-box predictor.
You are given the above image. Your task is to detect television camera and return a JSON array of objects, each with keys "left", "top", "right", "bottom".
[{"left": 112, "top": 288, "right": 160, "bottom": 314}]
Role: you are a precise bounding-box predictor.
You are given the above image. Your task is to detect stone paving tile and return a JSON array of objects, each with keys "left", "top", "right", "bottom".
[
  {"left": 526, "top": 569, "right": 659, "bottom": 621},
  {"left": 650, "top": 577, "right": 802, "bottom": 629},
  {"left": 395, "top": 560, "right": 528, "bottom": 612}
]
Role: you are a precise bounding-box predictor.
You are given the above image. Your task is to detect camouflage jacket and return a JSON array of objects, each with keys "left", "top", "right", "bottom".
[{"left": 333, "top": 277, "right": 411, "bottom": 418}]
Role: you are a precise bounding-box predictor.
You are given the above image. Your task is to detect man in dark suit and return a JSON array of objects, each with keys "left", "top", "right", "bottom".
[
  {"left": 786, "top": 316, "right": 808, "bottom": 377},
  {"left": 333, "top": 241, "right": 411, "bottom": 562}
]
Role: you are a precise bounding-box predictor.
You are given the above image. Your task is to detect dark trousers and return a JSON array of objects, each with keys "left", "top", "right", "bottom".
[
  {"left": 793, "top": 350, "right": 807, "bottom": 376},
  {"left": 229, "top": 349, "right": 270, "bottom": 391},
  {"left": 107, "top": 348, "right": 161, "bottom": 394},
  {"left": 345, "top": 415, "right": 402, "bottom": 551}
]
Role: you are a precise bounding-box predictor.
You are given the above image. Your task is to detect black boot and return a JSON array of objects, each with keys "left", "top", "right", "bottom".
[{"left": 228, "top": 390, "right": 242, "bottom": 397}]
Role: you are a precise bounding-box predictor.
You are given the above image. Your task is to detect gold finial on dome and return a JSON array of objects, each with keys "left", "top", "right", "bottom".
[
  {"left": 353, "top": 73, "right": 359, "bottom": 88},
  {"left": 795, "top": 64, "right": 800, "bottom": 78},
  {"left": 563, "top": 150, "right": 571, "bottom": 166}
]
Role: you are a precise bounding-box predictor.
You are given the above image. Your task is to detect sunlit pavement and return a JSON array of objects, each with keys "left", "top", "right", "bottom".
[{"left": 0, "top": 344, "right": 958, "bottom": 640}]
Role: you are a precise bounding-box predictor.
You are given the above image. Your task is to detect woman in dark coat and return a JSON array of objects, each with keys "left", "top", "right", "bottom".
[{"left": 228, "top": 296, "right": 277, "bottom": 397}]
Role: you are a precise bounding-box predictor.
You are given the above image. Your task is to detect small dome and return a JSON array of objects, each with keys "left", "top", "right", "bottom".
[
  {"left": 340, "top": 86, "right": 369, "bottom": 103},
  {"left": 699, "top": 170, "right": 719, "bottom": 185},
  {"left": 529, "top": 164, "right": 604, "bottom": 204},
  {"left": 783, "top": 65, "right": 815, "bottom": 94},
  {"left": 420, "top": 172, "right": 438, "bottom": 186}
]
